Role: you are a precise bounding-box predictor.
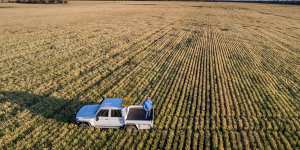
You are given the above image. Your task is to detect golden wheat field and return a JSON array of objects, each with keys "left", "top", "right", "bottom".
[{"left": 0, "top": 1, "right": 300, "bottom": 149}]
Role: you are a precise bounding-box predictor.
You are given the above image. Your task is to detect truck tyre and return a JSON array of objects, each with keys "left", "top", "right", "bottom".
[
  {"left": 125, "top": 125, "right": 137, "bottom": 132},
  {"left": 79, "top": 122, "right": 90, "bottom": 128}
]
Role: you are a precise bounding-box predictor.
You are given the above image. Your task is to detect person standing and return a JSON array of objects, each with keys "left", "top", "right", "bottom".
[{"left": 143, "top": 96, "right": 153, "bottom": 119}]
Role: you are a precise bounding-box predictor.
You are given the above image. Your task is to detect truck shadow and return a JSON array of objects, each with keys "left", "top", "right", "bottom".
[{"left": 0, "top": 91, "right": 92, "bottom": 123}]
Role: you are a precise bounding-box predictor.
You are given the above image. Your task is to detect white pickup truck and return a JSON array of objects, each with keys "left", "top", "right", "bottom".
[{"left": 75, "top": 98, "right": 154, "bottom": 130}]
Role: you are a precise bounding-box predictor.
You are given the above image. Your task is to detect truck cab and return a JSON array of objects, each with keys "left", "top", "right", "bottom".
[{"left": 75, "top": 98, "right": 154, "bottom": 130}]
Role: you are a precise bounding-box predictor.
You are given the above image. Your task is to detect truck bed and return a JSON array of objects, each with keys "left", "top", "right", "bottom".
[{"left": 126, "top": 107, "right": 153, "bottom": 121}]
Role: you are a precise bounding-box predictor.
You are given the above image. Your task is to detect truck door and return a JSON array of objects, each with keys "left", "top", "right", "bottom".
[
  {"left": 110, "top": 109, "right": 124, "bottom": 127},
  {"left": 95, "top": 109, "right": 110, "bottom": 127}
]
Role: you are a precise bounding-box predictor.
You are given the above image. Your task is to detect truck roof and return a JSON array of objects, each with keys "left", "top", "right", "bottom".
[{"left": 99, "top": 98, "right": 123, "bottom": 109}]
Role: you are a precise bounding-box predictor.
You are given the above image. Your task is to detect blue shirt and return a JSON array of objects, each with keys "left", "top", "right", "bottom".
[{"left": 143, "top": 99, "right": 153, "bottom": 111}]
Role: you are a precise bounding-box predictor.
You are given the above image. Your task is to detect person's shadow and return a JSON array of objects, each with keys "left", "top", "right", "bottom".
[{"left": 0, "top": 91, "right": 91, "bottom": 123}]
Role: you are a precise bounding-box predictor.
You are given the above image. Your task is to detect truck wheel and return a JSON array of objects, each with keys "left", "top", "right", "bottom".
[
  {"left": 125, "top": 125, "right": 137, "bottom": 132},
  {"left": 79, "top": 123, "right": 89, "bottom": 128}
]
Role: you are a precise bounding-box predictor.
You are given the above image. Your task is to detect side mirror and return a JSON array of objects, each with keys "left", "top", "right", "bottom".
[{"left": 96, "top": 116, "right": 99, "bottom": 121}]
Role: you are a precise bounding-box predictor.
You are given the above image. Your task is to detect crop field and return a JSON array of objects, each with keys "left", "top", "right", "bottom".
[{"left": 0, "top": 1, "right": 300, "bottom": 149}]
